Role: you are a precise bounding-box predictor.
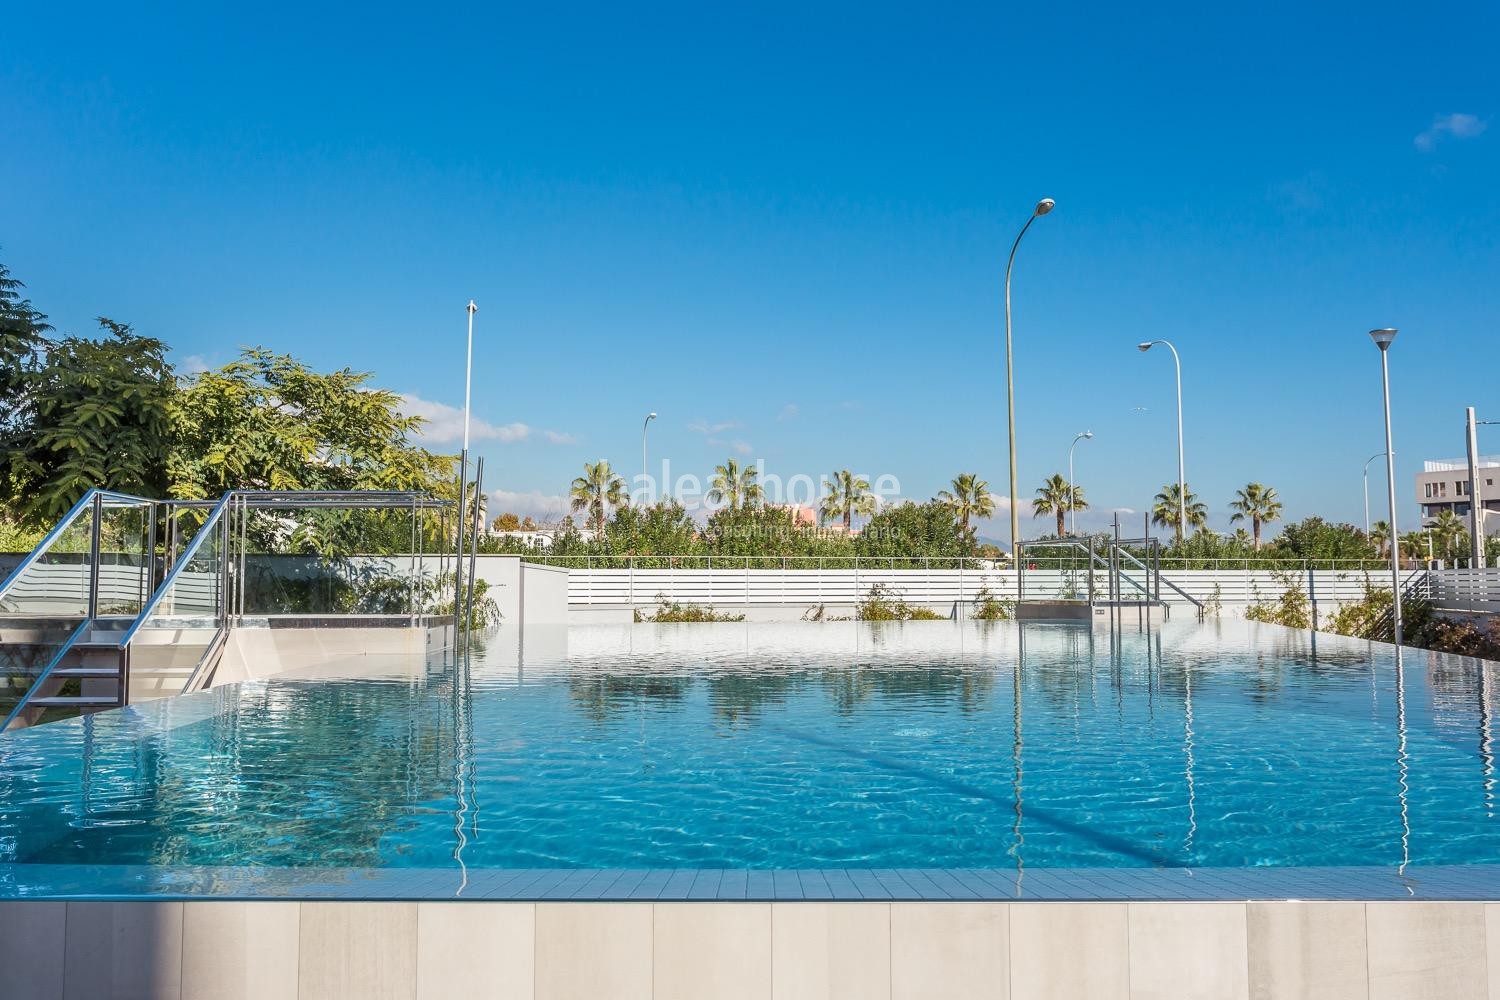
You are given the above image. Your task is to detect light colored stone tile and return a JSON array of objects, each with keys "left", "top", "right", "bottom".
[
  {"left": 1367, "top": 901, "right": 1486, "bottom": 1000},
  {"left": 181, "top": 902, "right": 299, "bottom": 1000},
  {"left": 771, "top": 902, "right": 890, "bottom": 1000},
  {"left": 1128, "top": 902, "right": 1248, "bottom": 1000},
  {"left": 63, "top": 901, "right": 184, "bottom": 1000},
  {"left": 0, "top": 901, "right": 66, "bottom": 1000},
  {"left": 1246, "top": 901, "right": 1367, "bottom": 1000},
  {"left": 654, "top": 903, "right": 771, "bottom": 1000},
  {"left": 1248, "top": 905, "right": 1368, "bottom": 1000},
  {"left": 298, "top": 902, "right": 417, "bottom": 1000},
  {"left": 1009, "top": 902, "right": 1129, "bottom": 1000},
  {"left": 416, "top": 902, "right": 535, "bottom": 1000},
  {"left": 1486, "top": 904, "right": 1500, "bottom": 1000},
  {"left": 534, "top": 902, "right": 652, "bottom": 1000},
  {"left": 891, "top": 902, "right": 1007, "bottom": 1000}
]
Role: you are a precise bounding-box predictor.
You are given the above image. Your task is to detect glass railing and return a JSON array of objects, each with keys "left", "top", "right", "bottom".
[{"left": 121, "top": 494, "right": 230, "bottom": 703}]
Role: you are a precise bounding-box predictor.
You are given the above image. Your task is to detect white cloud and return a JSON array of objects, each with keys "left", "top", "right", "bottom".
[
  {"left": 688, "top": 418, "right": 742, "bottom": 435},
  {"left": 399, "top": 393, "right": 574, "bottom": 447},
  {"left": 486, "top": 489, "right": 571, "bottom": 523},
  {"left": 179, "top": 354, "right": 211, "bottom": 375},
  {"left": 704, "top": 437, "right": 754, "bottom": 455},
  {"left": 776, "top": 403, "right": 799, "bottom": 422},
  {"left": 1415, "top": 113, "right": 1487, "bottom": 151}
]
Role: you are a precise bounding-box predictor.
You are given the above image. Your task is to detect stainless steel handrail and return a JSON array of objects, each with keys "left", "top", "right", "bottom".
[
  {"left": 0, "top": 489, "right": 101, "bottom": 603},
  {"left": 0, "top": 619, "right": 92, "bottom": 731},
  {"left": 115, "top": 492, "right": 235, "bottom": 650}
]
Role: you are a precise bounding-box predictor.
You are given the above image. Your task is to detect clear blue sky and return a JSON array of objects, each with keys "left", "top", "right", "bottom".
[{"left": 3, "top": 1, "right": 1495, "bottom": 535}]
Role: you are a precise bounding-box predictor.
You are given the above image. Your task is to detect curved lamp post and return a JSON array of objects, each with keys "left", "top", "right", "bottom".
[
  {"left": 1370, "top": 328, "right": 1402, "bottom": 644},
  {"left": 642, "top": 412, "right": 657, "bottom": 504},
  {"left": 1003, "top": 198, "right": 1056, "bottom": 558},
  {"left": 1138, "top": 340, "right": 1186, "bottom": 541},
  {"left": 1068, "top": 430, "right": 1093, "bottom": 536},
  {"left": 1363, "top": 451, "right": 1387, "bottom": 537}
]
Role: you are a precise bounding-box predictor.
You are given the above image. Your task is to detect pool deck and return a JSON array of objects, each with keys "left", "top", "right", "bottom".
[{"left": 4, "top": 862, "right": 1499, "bottom": 902}]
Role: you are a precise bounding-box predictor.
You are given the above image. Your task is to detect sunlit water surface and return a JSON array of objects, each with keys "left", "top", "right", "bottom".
[{"left": 2, "top": 620, "right": 1497, "bottom": 872}]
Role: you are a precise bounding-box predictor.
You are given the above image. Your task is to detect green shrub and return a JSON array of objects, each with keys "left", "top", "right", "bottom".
[
  {"left": 857, "top": 583, "right": 946, "bottom": 621},
  {"left": 639, "top": 596, "right": 746, "bottom": 623},
  {"left": 970, "top": 585, "right": 1014, "bottom": 621}
]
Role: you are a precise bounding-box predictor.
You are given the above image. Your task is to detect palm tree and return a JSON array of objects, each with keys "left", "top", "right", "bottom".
[
  {"left": 1151, "top": 483, "right": 1207, "bottom": 537},
  {"left": 569, "top": 460, "right": 627, "bottom": 535},
  {"left": 820, "top": 469, "right": 876, "bottom": 530},
  {"left": 938, "top": 473, "right": 995, "bottom": 537},
  {"left": 1431, "top": 510, "right": 1468, "bottom": 562},
  {"left": 1370, "top": 519, "right": 1392, "bottom": 558},
  {"left": 1031, "top": 473, "right": 1087, "bottom": 538},
  {"left": 707, "top": 459, "right": 763, "bottom": 510},
  {"left": 1227, "top": 482, "right": 1283, "bottom": 550}
]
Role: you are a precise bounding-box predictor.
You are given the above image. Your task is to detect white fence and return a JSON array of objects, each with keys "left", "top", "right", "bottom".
[
  {"left": 563, "top": 566, "right": 1388, "bottom": 609},
  {"left": 1429, "top": 568, "right": 1500, "bottom": 613}
]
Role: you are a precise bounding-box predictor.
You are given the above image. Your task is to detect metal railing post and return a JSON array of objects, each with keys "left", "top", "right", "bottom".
[{"left": 87, "top": 493, "right": 103, "bottom": 619}]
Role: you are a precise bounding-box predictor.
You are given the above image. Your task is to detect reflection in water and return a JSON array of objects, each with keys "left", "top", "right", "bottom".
[
  {"left": 1481, "top": 661, "right": 1495, "bottom": 818},
  {"left": 1395, "top": 647, "right": 1412, "bottom": 882}
]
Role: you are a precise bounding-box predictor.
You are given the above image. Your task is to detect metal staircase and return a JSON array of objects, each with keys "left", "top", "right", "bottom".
[{"left": 2, "top": 487, "right": 461, "bottom": 730}]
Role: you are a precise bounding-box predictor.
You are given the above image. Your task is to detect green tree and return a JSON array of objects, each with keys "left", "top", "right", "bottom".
[
  {"left": 1228, "top": 482, "right": 1283, "bottom": 550},
  {"left": 1270, "top": 517, "right": 1378, "bottom": 562},
  {"left": 1430, "top": 510, "right": 1468, "bottom": 562},
  {"left": 937, "top": 473, "right": 995, "bottom": 541},
  {"left": 570, "top": 460, "right": 627, "bottom": 535},
  {"left": 707, "top": 459, "right": 763, "bottom": 510},
  {"left": 820, "top": 469, "right": 876, "bottom": 530},
  {"left": 171, "top": 348, "right": 449, "bottom": 499},
  {"left": 1031, "top": 473, "right": 1087, "bottom": 538},
  {"left": 604, "top": 500, "right": 701, "bottom": 558},
  {"left": 1370, "top": 520, "right": 1392, "bottom": 558},
  {"left": 0, "top": 260, "right": 52, "bottom": 441},
  {"left": 4, "top": 320, "right": 176, "bottom": 525},
  {"left": 856, "top": 500, "right": 969, "bottom": 561},
  {"left": 1152, "top": 483, "right": 1207, "bottom": 538}
]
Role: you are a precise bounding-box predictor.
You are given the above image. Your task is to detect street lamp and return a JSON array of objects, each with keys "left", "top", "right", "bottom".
[
  {"left": 1370, "top": 327, "right": 1402, "bottom": 645},
  {"left": 1003, "top": 197, "right": 1056, "bottom": 557},
  {"left": 1068, "top": 430, "right": 1093, "bottom": 536},
  {"left": 1138, "top": 340, "right": 1186, "bottom": 542},
  {"left": 642, "top": 412, "right": 657, "bottom": 504},
  {"left": 1362, "top": 451, "right": 1386, "bottom": 536}
]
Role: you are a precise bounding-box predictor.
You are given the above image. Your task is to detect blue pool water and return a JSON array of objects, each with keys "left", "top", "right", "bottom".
[{"left": 1, "top": 620, "right": 1497, "bottom": 876}]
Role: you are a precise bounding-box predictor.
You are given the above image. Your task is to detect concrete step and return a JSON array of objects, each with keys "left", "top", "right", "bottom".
[
  {"left": 29, "top": 695, "right": 119, "bottom": 708},
  {"left": 50, "top": 666, "right": 120, "bottom": 679}
]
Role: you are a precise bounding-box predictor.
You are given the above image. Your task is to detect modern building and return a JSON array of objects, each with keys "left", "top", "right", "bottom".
[{"left": 1416, "top": 457, "right": 1500, "bottom": 536}]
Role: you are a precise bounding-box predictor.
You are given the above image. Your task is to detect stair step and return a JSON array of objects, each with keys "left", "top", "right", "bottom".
[
  {"left": 29, "top": 696, "right": 120, "bottom": 708},
  {"left": 51, "top": 667, "right": 121, "bottom": 678}
]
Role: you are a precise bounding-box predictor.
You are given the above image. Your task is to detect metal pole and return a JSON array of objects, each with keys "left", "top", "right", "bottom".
[
  {"left": 1376, "top": 336, "right": 1403, "bottom": 645},
  {"left": 453, "top": 452, "right": 467, "bottom": 628},
  {"left": 1068, "top": 431, "right": 1091, "bottom": 536},
  {"left": 642, "top": 412, "right": 656, "bottom": 505},
  {"left": 1362, "top": 452, "right": 1385, "bottom": 537},
  {"left": 87, "top": 493, "right": 102, "bottom": 619},
  {"left": 465, "top": 458, "right": 484, "bottom": 640},
  {"left": 1169, "top": 344, "right": 1186, "bottom": 542},
  {"left": 1003, "top": 199, "right": 1055, "bottom": 558},
  {"left": 1467, "top": 406, "right": 1485, "bottom": 568}
]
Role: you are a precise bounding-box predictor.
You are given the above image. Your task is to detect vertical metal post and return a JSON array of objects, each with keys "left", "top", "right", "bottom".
[
  {"left": 454, "top": 450, "right": 468, "bottom": 631},
  {"left": 409, "top": 497, "right": 419, "bottom": 626},
  {"left": 87, "top": 493, "right": 103, "bottom": 619},
  {"left": 465, "top": 458, "right": 484, "bottom": 640},
  {"left": 144, "top": 502, "right": 157, "bottom": 607},
  {"left": 1467, "top": 406, "right": 1485, "bottom": 568},
  {"left": 1087, "top": 536, "right": 1095, "bottom": 605},
  {"left": 1111, "top": 512, "right": 1121, "bottom": 606},
  {"left": 1377, "top": 344, "right": 1403, "bottom": 645},
  {"left": 237, "top": 494, "right": 248, "bottom": 622}
]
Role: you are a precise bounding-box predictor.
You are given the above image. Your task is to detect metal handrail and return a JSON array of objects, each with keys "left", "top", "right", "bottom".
[
  {"left": 0, "top": 489, "right": 102, "bottom": 603},
  {"left": 0, "top": 619, "right": 92, "bottom": 731},
  {"left": 115, "top": 492, "right": 234, "bottom": 650}
]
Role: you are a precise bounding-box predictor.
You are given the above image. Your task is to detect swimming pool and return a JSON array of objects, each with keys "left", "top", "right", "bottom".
[{"left": 2, "top": 619, "right": 1498, "bottom": 899}]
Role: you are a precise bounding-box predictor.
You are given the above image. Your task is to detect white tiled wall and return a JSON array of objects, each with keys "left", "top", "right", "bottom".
[{"left": 1, "top": 899, "right": 1497, "bottom": 1000}]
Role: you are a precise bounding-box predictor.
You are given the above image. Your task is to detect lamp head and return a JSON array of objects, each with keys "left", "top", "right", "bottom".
[
  {"left": 1034, "top": 198, "right": 1056, "bottom": 216},
  {"left": 466, "top": 300, "right": 477, "bottom": 314},
  {"left": 1137, "top": 342, "right": 1153, "bottom": 352},
  {"left": 1083, "top": 430, "right": 1094, "bottom": 439},
  {"left": 1369, "top": 328, "right": 1398, "bottom": 351},
  {"left": 647, "top": 412, "right": 657, "bottom": 421}
]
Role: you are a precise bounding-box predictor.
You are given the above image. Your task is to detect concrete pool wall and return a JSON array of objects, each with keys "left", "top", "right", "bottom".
[{"left": 3, "top": 898, "right": 1498, "bottom": 999}]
